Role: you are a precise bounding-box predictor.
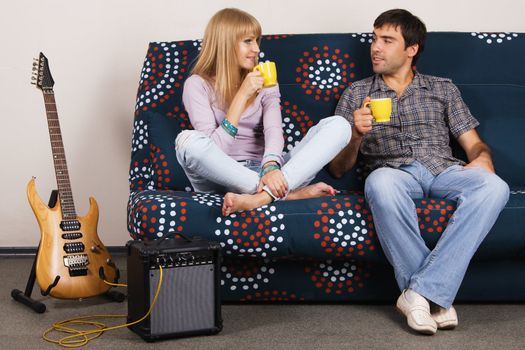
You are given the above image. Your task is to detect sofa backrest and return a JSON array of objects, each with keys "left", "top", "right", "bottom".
[{"left": 130, "top": 32, "right": 525, "bottom": 194}]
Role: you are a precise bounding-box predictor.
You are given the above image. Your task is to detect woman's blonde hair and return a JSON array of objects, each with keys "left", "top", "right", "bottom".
[{"left": 192, "top": 8, "right": 261, "bottom": 108}]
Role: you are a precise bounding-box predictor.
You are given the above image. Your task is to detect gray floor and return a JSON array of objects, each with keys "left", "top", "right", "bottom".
[{"left": 2, "top": 255, "right": 524, "bottom": 350}]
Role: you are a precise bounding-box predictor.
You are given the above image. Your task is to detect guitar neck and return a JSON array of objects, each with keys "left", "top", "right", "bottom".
[{"left": 42, "top": 90, "right": 77, "bottom": 219}]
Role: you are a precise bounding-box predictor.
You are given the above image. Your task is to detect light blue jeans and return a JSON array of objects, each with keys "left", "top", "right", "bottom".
[
  {"left": 175, "top": 116, "right": 351, "bottom": 196},
  {"left": 365, "top": 161, "right": 509, "bottom": 308}
]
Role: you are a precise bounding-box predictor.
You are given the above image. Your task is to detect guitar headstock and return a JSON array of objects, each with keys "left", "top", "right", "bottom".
[{"left": 31, "top": 52, "right": 54, "bottom": 91}]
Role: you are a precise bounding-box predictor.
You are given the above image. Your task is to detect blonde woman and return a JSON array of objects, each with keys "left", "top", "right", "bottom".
[{"left": 176, "top": 8, "right": 351, "bottom": 216}]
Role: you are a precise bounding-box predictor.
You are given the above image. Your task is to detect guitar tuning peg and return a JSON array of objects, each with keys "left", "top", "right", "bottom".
[
  {"left": 30, "top": 81, "right": 36, "bottom": 85},
  {"left": 31, "top": 76, "right": 36, "bottom": 80}
]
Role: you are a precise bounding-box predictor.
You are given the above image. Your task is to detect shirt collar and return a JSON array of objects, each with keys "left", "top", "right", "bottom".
[{"left": 370, "top": 71, "right": 429, "bottom": 93}]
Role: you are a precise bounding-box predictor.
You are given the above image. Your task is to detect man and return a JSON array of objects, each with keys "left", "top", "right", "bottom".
[{"left": 329, "top": 9, "right": 509, "bottom": 335}]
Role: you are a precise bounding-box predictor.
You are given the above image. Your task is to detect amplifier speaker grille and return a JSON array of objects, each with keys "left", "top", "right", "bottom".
[{"left": 149, "top": 264, "right": 215, "bottom": 335}]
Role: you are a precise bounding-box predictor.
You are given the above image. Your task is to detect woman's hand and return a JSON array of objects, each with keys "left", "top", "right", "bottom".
[
  {"left": 257, "top": 167, "right": 288, "bottom": 199},
  {"left": 239, "top": 71, "right": 264, "bottom": 98},
  {"left": 226, "top": 72, "right": 264, "bottom": 127}
]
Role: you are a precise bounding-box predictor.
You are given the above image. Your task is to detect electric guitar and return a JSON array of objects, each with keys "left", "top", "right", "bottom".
[{"left": 28, "top": 52, "right": 117, "bottom": 299}]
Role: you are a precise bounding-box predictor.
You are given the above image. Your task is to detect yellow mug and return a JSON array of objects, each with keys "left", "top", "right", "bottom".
[
  {"left": 364, "top": 98, "right": 392, "bottom": 123},
  {"left": 253, "top": 61, "right": 277, "bottom": 88}
]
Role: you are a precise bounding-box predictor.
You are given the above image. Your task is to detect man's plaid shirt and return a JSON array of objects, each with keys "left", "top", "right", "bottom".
[{"left": 335, "top": 72, "right": 480, "bottom": 175}]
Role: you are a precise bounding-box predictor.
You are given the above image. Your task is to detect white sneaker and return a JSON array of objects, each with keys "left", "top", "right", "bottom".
[
  {"left": 431, "top": 304, "right": 458, "bottom": 330},
  {"left": 396, "top": 289, "right": 437, "bottom": 335}
]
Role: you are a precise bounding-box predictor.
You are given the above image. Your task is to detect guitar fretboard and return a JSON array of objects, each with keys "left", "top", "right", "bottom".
[{"left": 42, "top": 90, "right": 77, "bottom": 219}]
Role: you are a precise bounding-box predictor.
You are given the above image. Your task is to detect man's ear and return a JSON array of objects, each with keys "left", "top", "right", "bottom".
[{"left": 407, "top": 44, "right": 419, "bottom": 59}]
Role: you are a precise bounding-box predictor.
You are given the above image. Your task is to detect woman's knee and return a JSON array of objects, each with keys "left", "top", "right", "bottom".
[
  {"left": 322, "top": 115, "right": 352, "bottom": 143},
  {"left": 175, "top": 130, "right": 206, "bottom": 156}
]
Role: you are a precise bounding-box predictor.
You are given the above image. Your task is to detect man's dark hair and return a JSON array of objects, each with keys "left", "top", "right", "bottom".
[{"left": 374, "top": 9, "right": 427, "bottom": 64}]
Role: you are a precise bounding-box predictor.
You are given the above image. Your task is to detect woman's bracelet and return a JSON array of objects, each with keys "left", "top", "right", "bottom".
[
  {"left": 259, "top": 164, "right": 280, "bottom": 177},
  {"left": 221, "top": 118, "right": 238, "bottom": 137}
]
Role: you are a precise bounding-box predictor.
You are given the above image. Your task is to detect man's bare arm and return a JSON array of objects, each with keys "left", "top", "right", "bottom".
[
  {"left": 329, "top": 97, "right": 373, "bottom": 178},
  {"left": 328, "top": 134, "right": 363, "bottom": 178},
  {"left": 457, "top": 129, "right": 495, "bottom": 173}
]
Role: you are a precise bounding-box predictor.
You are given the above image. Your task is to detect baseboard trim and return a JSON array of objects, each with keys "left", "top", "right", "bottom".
[{"left": 0, "top": 246, "right": 127, "bottom": 257}]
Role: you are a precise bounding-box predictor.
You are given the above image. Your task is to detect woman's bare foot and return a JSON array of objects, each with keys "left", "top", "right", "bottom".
[
  {"left": 286, "top": 182, "right": 337, "bottom": 201},
  {"left": 222, "top": 182, "right": 336, "bottom": 216},
  {"left": 222, "top": 191, "right": 273, "bottom": 216}
]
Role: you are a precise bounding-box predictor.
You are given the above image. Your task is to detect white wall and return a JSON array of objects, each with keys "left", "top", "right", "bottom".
[{"left": 2, "top": 0, "right": 524, "bottom": 247}]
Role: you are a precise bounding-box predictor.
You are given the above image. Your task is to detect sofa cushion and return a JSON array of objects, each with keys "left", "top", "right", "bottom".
[{"left": 127, "top": 188, "right": 525, "bottom": 261}]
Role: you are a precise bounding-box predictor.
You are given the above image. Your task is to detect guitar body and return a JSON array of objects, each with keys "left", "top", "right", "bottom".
[{"left": 28, "top": 178, "right": 116, "bottom": 299}]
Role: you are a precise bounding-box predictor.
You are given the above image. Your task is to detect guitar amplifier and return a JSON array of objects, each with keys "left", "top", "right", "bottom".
[{"left": 126, "top": 237, "right": 223, "bottom": 341}]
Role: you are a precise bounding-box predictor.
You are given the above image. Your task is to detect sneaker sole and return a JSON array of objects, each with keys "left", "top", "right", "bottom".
[{"left": 436, "top": 320, "right": 458, "bottom": 330}]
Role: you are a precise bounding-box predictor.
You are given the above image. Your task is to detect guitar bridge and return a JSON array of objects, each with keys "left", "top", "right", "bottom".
[{"left": 63, "top": 254, "right": 89, "bottom": 276}]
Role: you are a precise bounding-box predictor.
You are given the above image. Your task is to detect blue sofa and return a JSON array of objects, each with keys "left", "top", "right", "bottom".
[{"left": 127, "top": 32, "right": 525, "bottom": 302}]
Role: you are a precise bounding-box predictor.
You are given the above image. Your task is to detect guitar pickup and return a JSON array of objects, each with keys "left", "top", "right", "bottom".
[
  {"left": 62, "top": 232, "right": 83, "bottom": 240},
  {"left": 63, "top": 242, "right": 85, "bottom": 253},
  {"left": 60, "top": 220, "right": 81, "bottom": 231}
]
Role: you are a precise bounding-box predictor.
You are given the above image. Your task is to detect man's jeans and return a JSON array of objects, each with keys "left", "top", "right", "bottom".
[
  {"left": 175, "top": 116, "right": 351, "bottom": 196},
  {"left": 365, "top": 161, "right": 509, "bottom": 308}
]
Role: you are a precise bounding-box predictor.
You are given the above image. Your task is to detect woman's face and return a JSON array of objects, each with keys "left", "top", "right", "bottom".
[{"left": 236, "top": 34, "right": 260, "bottom": 70}]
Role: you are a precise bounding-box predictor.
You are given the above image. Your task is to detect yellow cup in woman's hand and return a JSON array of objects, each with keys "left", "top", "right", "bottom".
[{"left": 253, "top": 61, "right": 277, "bottom": 87}]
